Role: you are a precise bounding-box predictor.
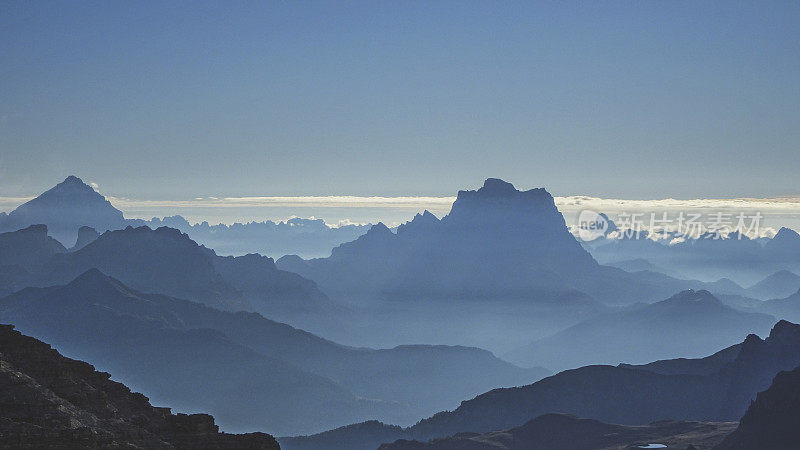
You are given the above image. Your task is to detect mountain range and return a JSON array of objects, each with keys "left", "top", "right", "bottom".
[
  {"left": 281, "top": 320, "right": 800, "bottom": 448},
  {"left": 588, "top": 226, "right": 800, "bottom": 287},
  {"left": 0, "top": 269, "right": 546, "bottom": 436},
  {"left": 0, "top": 223, "right": 332, "bottom": 321},
  {"left": 0, "top": 175, "right": 370, "bottom": 257}
]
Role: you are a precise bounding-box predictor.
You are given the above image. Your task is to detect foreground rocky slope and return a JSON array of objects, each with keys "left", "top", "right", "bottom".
[{"left": 0, "top": 324, "right": 279, "bottom": 449}]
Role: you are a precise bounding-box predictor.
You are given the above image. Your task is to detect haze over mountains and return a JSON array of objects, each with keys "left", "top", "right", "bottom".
[
  {"left": 278, "top": 178, "right": 696, "bottom": 305},
  {"left": 506, "top": 290, "right": 776, "bottom": 370},
  {"left": 0, "top": 268, "right": 546, "bottom": 435},
  {"left": 587, "top": 225, "right": 800, "bottom": 287},
  {"left": 4, "top": 175, "right": 800, "bottom": 448},
  {"left": 284, "top": 320, "right": 800, "bottom": 449}
]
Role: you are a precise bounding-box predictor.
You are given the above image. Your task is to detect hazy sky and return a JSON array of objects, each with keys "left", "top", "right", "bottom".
[{"left": 2, "top": 1, "right": 799, "bottom": 199}]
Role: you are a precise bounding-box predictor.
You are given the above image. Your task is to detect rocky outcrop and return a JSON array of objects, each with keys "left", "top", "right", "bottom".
[{"left": 0, "top": 323, "right": 279, "bottom": 448}]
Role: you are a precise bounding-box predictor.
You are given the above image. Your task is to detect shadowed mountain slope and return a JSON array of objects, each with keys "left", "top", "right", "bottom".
[{"left": 0, "top": 323, "right": 279, "bottom": 449}]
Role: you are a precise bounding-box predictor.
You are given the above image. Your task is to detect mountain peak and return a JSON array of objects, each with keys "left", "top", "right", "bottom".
[
  {"left": 767, "top": 320, "right": 800, "bottom": 344},
  {"left": 663, "top": 289, "right": 722, "bottom": 306},
  {"left": 62, "top": 175, "right": 86, "bottom": 185},
  {"left": 0, "top": 176, "right": 125, "bottom": 245},
  {"left": 60, "top": 268, "right": 133, "bottom": 300},
  {"left": 480, "top": 178, "right": 518, "bottom": 194},
  {"left": 367, "top": 222, "right": 392, "bottom": 235},
  {"left": 50, "top": 175, "right": 97, "bottom": 194},
  {"left": 774, "top": 227, "right": 800, "bottom": 241},
  {"left": 69, "top": 268, "right": 111, "bottom": 285}
]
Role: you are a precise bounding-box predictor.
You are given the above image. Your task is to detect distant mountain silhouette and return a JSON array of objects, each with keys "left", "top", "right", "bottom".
[
  {"left": 506, "top": 290, "right": 776, "bottom": 370},
  {"left": 277, "top": 179, "right": 746, "bottom": 354},
  {"left": 301, "top": 320, "right": 800, "bottom": 446},
  {"left": 147, "top": 215, "right": 370, "bottom": 258},
  {"left": 757, "top": 289, "right": 800, "bottom": 323},
  {"left": 714, "top": 364, "right": 800, "bottom": 449},
  {"left": 746, "top": 269, "right": 800, "bottom": 300},
  {"left": 589, "top": 225, "right": 800, "bottom": 287},
  {"left": 0, "top": 176, "right": 125, "bottom": 246},
  {"left": 378, "top": 414, "right": 736, "bottom": 450},
  {"left": 0, "top": 323, "right": 279, "bottom": 448},
  {"left": 278, "top": 179, "right": 702, "bottom": 306},
  {"left": 0, "top": 175, "right": 369, "bottom": 256},
  {"left": 0, "top": 269, "right": 546, "bottom": 435}
]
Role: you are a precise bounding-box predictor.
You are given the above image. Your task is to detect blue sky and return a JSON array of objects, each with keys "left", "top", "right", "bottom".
[{"left": 2, "top": 1, "right": 799, "bottom": 200}]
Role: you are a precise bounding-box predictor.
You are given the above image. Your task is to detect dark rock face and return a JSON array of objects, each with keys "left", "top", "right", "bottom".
[
  {"left": 0, "top": 176, "right": 125, "bottom": 246},
  {"left": 0, "top": 323, "right": 279, "bottom": 449},
  {"left": 379, "top": 414, "right": 736, "bottom": 450},
  {"left": 714, "top": 364, "right": 800, "bottom": 449}
]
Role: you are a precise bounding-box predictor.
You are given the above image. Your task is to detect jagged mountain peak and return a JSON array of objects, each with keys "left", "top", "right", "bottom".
[
  {"left": 366, "top": 222, "right": 393, "bottom": 236},
  {"left": 773, "top": 227, "right": 800, "bottom": 241},
  {"left": 479, "top": 177, "right": 518, "bottom": 194},
  {"left": 767, "top": 319, "right": 800, "bottom": 344},
  {"left": 456, "top": 178, "right": 552, "bottom": 200}
]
